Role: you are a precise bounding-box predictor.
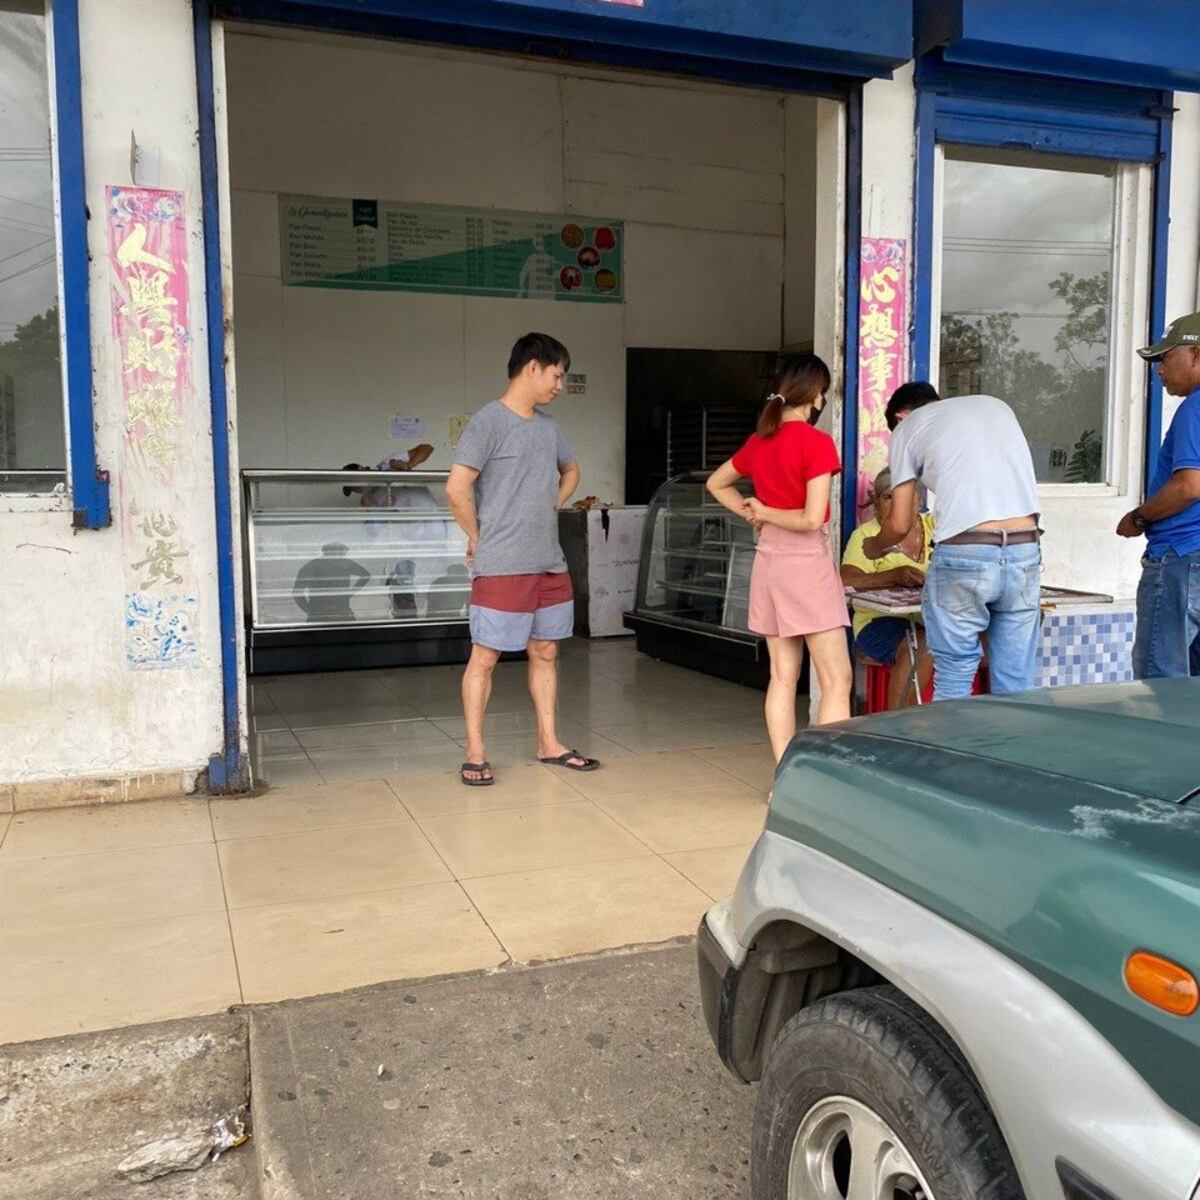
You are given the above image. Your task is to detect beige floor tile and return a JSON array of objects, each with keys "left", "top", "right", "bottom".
[
  {"left": 249, "top": 682, "right": 281, "bottom": 713},
  {"left": 389, "top": 764, "right": 579, "bottom": 819},
  {"left": 219, "top": 820, "right": 449, "bottom": 909},
  {"left": 0, "top": 912, "right": 241, "bottom": 1043},
  {"left": 596, "top": 719, "right": 767, "bottom": 755},
  {"left": 554, "top": 750, "right": 721, "bottom": 800},
  {"left": 663, "top": 844, "right": 755, "bottom": 900},
  {"left": 417, "top": 803, "right": 649, "bottom": 880},
  {"left": 555, "top": 701, "right": 677, "bottom": 728},
  {"left": 307, "top": 744, "right": 464, "bottom": 783},
  {"left": 251, "top": 729, "right": 303, "bottom": 755},
  {"left": 294, "top": 720, "right": 457, "bottom": 752},
  {"left": 692, "top": 743, "right": 777, "bottom": 793},
  {"left": 251, "top": 752, "right": 324, "bottom": 789},
  {"left": 0, "top": 813, "right": 10, "bottom": 849},
  {"left": 280, "top": 701, "right": 424, "bottom": 728},
  {"left": 405, "top": 691, "right": 533, "bottom": 720},
  {"left": 230, "top": 881, "right": 506, "bottom": 1004},
  {"left": 0, "top": 843, "right": 226, "bottom": 935},
  {"left": 0, "top": 799, "right": 213, "bottom": 862},
  {"left": 592, "top": 783, "right": 767, "bottom": 853},
  {"left": 432, "top": 710, "right": 547, "bottom": 738},
  {"left": 463, "top": 856, "right": 710, "bottom": 963},
  {"left": 266, "top": 678, "right": 401, "bottom": 711},
  {"left": 249, "top": 711, "right": 289, "bottom": 732},
  {"left": 371, "top": 666, "right": 462, "bottom": 694},
  {"left": 211, "top": 780, "right": 405, "bottom": 841}
]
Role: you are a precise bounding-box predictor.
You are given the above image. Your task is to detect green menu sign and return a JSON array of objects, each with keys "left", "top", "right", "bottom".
[{"left": 279, "top": 195, "right": 623, "bottom": 303}]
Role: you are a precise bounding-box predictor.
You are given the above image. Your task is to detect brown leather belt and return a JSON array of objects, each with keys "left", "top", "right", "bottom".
[{"left": 938, "top": 528, "right": 1042, "bottom": 546}]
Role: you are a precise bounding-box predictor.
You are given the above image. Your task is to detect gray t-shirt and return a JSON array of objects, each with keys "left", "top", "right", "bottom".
[
  {"left": 889, "top": 394, "right": 1039, "bottom": 542},
  {"left": 454, "top": 400, "right": 575, "bottom": 576}
]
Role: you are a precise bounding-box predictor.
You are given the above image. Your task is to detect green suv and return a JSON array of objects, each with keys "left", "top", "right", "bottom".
[{"left": 698, "top": 679, "right": 1200, "bottom": 1200}]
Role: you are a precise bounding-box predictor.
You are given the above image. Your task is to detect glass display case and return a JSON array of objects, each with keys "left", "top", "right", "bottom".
[
  {"left": 624, "top": 473, "right": 770, "bottom": 687},
  {"left": 242, "top": 469, "right": 471, "bottom": 674}
]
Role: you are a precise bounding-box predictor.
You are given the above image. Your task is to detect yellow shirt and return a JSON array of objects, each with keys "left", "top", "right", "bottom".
[{"left": 841, "top": 512, "right": 936, "bottom": 638}]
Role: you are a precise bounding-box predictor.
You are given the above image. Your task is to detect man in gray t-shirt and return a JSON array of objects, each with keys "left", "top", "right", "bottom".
[
  {"left": 445, "top": 332, "right": 598, "bottom": 786},
  {"left": 453, "top": 401, "right": 574, "bottom": 577},
  {"left": 863, "top": 384, "right": 1042, "bottom": 701}
]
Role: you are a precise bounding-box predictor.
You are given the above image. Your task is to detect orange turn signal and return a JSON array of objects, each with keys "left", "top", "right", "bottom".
[{"left": 1125, "top": 951, "right": 1199, "bottom": 1017}]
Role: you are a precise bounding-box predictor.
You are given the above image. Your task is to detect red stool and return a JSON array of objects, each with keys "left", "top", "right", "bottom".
[{"left": 863, "top": 661, "right": 988, "bottom": 714}]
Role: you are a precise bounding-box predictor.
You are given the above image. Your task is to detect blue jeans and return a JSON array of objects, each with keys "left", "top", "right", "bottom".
[
  {"left": 1132, "top": 550, "right": 1200, "bottom": 678},
  {"left": 923, "top": 543, "right": 1042, "bottom": 701}
]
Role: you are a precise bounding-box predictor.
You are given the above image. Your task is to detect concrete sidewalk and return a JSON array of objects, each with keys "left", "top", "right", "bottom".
[
  {"left": 1, "top": 943, "right": 755, "bottom": 1199},
  {"left": 251, "top": 942, "right": 753, "bottom": 1199}
]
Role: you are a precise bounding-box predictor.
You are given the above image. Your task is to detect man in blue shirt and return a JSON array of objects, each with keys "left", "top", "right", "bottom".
[{"left": 1119, "top": 311, "right": 1200, "bottom": 677}]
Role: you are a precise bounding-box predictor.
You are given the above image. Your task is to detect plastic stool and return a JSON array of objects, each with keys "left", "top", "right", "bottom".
[{"left": 863, "top": 661, "right": 987, "bottom": 714}]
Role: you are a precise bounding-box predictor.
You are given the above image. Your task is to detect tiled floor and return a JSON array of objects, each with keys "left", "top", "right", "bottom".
[
  {"left": 247, "top": 638, "right": 775, "bottom": 787},
  {"left": 0, "top": 640, "right": 782, "bottom": 1043}
]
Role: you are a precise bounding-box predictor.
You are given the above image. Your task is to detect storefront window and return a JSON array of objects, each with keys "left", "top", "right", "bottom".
[
  {"left": 937, "top": 147, "right": 1116, "bottom": 484},
  {"left": 0, "top": 4, "right": 64, "bottom": 492}
]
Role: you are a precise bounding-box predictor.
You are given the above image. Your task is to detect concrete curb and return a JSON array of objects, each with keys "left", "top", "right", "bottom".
[
  {"left": 0, "top": 1012, "right": 255, "bottom": 1199},
  {"left": 247, "top": 1007, "right": 313, "bottom": 1200}
]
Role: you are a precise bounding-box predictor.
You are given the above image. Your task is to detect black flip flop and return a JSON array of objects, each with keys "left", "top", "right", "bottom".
[
  {"left": 538, "top": 750, "right": 600, "bottom": 772},
  {"left": 460, "top": 761, "right": 494, "bottom": 787}
]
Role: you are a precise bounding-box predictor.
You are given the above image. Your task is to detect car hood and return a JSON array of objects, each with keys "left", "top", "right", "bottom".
[
  {"left": 826, "top": 677, "right": 1200, "bottom": 805},
  {"left": 768, "top": 678, "right": 1200, "bottom": 1127}
]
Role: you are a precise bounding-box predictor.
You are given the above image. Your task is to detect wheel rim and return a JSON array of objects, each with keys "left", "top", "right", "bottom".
[{"left": 786, "top": 1095, "right": 937, "bottom": 1200}]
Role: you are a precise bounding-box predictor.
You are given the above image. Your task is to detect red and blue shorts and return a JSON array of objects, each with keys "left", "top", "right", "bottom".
[{"left": 469, "top": 572, "right": 575, "bottom": 651}]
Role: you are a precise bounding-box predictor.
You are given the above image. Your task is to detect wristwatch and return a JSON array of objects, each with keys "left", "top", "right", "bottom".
[{"left": 1131, "top": 509, "right": 1148, "bottom": 531}]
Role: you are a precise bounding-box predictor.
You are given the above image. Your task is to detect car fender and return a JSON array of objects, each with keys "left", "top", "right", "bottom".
[{"left": 719, "top": 831, "right": 1200, "bottom": 1200}]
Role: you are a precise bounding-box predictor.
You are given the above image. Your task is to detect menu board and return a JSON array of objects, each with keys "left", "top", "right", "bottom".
[{"left": 280, "top": 195, "right": 623, "bottom": 303}]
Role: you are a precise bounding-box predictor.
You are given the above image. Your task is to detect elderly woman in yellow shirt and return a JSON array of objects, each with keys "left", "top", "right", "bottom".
[{"left": 841, "top": 469, "right": 935, "bottom": 709}]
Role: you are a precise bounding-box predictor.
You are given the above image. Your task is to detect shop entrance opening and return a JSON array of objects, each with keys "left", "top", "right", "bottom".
[{"left": 219, "top": 20, "right": 852, "bottom": 785}]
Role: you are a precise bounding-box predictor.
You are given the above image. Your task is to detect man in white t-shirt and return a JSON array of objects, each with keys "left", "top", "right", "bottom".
[{"left": 863, "top": 384, "right": 1041, "bottom": 700}]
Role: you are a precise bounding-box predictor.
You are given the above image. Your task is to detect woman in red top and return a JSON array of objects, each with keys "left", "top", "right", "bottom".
[{"left": 706, "top": 354, "right": 852, "bottom": 757}]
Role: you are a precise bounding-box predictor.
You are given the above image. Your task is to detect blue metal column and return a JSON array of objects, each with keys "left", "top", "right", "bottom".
[
  {"left": 841, "top": 86, "right": 864, "bottom": 546},
  {"left": 1144, "top": 98, "right": 1174, "bottom": 494},
  {"left": 51, "top": 0, "right": 110, "bottom": 529},
  {"left": 193, "top": 0, "right": 243, "bottom": 792},
  {"left": 910, "top": 85, "right": 937, "bottom": 383}
]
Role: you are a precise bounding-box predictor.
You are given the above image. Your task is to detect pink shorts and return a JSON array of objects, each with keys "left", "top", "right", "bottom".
[{"left": 749, "top": 525, "right": 850, "bottom": 638}]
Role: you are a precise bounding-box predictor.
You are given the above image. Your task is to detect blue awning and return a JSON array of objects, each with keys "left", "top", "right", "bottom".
[
  {"left": 218, "top": 0, "right": 913, "bottom": 88},
  {"left": 917, "top": 0, "right": 1200, "bottom": 93}
]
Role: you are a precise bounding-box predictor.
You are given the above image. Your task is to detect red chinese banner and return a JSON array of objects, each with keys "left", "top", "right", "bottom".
[
  {"left": 856, "top": 237, "right": 908, "bottom": 523},
  {"left": 108, "top": 186, "right": 200, "bottom": 669}
]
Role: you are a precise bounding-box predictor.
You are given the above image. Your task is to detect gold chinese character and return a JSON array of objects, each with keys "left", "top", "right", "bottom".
[
  {"left": 124, "top": 326, "right": 179, "bottom": 378},
  {"left": 861, "top": 265, "right": 900, "bottom": 304},
  {"left": 121, "top": 271, "right": 177, "bottom": 325},
  {"left": 862, "top": 347, "right": 897, "bottom": 398},
  {"left": 131, "top": 512, "right": 187, "bottom": 589},
  {"left": 117, "top": 223, "right": 173, "bottom": 273},
  {"left": 860, "top": 303, "right": 900, "bottom": 353}
]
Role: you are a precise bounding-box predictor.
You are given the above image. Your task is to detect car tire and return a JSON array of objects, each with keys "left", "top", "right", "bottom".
[{"left": 751, "top": 985, "right": 1024, "bottom": 1199}]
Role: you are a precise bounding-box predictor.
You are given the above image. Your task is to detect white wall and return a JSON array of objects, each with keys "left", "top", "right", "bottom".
[
  {"left": 225, "top": 31, "right": 813, "bottom": 503},
  {"left": 0, "top": 0, "right": 223, "bottom": 785},
  {"left": 1162, "top": 90, "right": 1200, "bottom": 432},
  {"left": 784, "top": 96, "right": 819, "bottom": 347},
  {"left": 862, "top": 64, "right": 917, "bottom": 245}
]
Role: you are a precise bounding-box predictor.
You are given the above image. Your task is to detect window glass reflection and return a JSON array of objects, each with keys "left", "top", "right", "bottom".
[
  {"left": 0, "top": 7, "right": 63, "bottom": 489},
  {"left": 940, "top": 148, "right": 1115, "bottom": 483}
]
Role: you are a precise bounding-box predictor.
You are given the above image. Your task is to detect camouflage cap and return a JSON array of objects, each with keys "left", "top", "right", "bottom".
[{"left": 1138, "top": 311, "right": 1200, "bottom": 361}]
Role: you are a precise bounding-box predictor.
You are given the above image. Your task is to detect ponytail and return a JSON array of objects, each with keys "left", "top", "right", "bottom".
[
  {"left": 757, "top": 353, "right": 832, "bottom": 437},
  {"left": 757, "top": 393, "right": 786, "bottom": 436}
]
